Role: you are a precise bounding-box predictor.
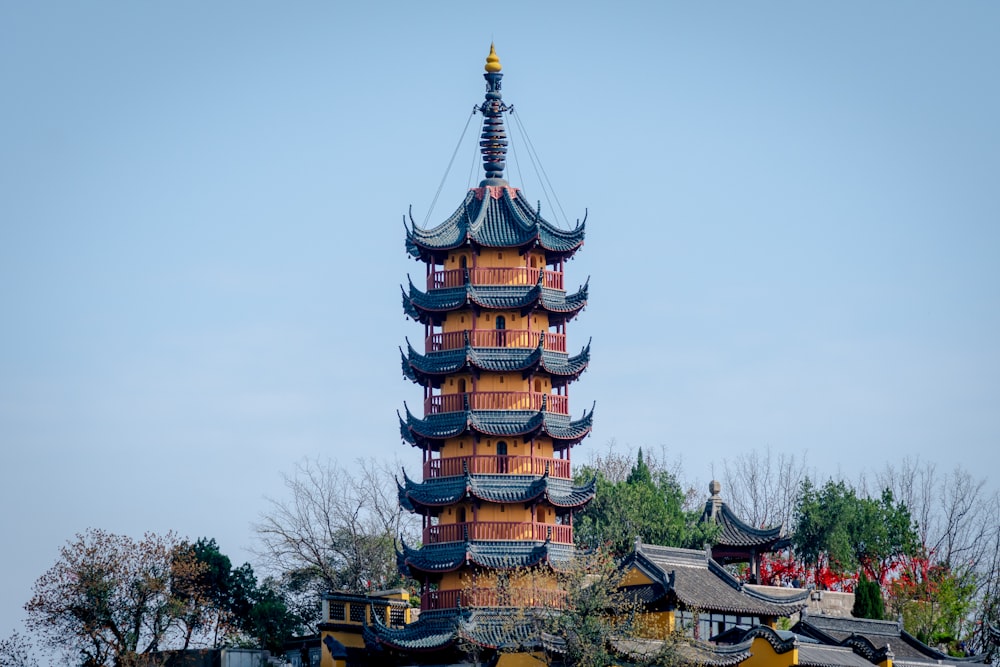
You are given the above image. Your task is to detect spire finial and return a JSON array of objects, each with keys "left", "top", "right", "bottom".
[
  {"left": 485, "top": 43, "right": 502, "bottom": 73},
  {"left": 479, "top": 44, "right": 508, "bottom": 184}
]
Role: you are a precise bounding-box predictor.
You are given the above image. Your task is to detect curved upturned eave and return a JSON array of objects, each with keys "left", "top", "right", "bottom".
[
  {"left": 402, "top": 279, "right": 588, "bottom": 325},
  {"left": 398, "top": 404, "right": 594, "bottom": 448},
  {"left": 405, "top": 186, "right": 585, "bottom": 262},
  {"left": 398, "top": 540, "right": 575, "bottom": 577},
  {"left": 364, "top": 609, "right": 459, "bottom": 653},
  {"left": 401, "top": 339, "right": 591, "bottom": 386},
  {"left": 398, "top": 469, "right": 597, "bottom": 513}
]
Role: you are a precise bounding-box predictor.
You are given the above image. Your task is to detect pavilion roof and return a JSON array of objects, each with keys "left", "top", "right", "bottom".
[
  {"left": 398, "top": 405, "right": 594, "bottom": 448},
  {"left": 701, "top": 482, "right": 790, "bottom": 552},
  {"left": 398, "top": 470, "right": 596, "bottom": 513},
  {"left": 401, "top": 276, "right": 588, "bottom": 326},
  {"left": 406, "top": 185, "right": 585, "bottom": 263},
  {"left": 623, "top": 543, "right": 809, "bottom": 617},
  {"left": 401, "top": 336, "right": 590, "bottom": 386}
]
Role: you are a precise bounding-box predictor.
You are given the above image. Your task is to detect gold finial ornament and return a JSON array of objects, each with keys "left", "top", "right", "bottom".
[{"left": 485, "top": 43, "right": 502, "bottom": 73}]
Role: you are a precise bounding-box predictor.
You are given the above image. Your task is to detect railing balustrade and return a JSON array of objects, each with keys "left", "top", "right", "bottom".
[
  {"left": 425, "top": 392, "right": 568, "bottom": 415},
  {"left": 423, "top": 521, "right": 572, "bottom": 545},
  {"left": 424, "top": 455, "right": 571, "bottom": 479},
  {"left": 425, "top": 329, "right": 567, "bottom": 353},
  {"left": 421, "top": 587, "right": 568, "bottom": 610},
  {"left": 427, "top": 267, "right": 563, "bottom": 291}
]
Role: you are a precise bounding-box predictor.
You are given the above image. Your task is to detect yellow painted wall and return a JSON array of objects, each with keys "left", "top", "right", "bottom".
[
  {"left": 442, "top": 311, "right": 473, "bottom": 333},
  {"left": 742, "top": 636, "right": 797, "bottom": 667},
  {"left": 635, "top": 610, "right": 674, "bottom": 639},
  {"left": 475, "top": 372, "right": 528, "bottom": 392},
  {"left": 496, "top": 652, "right": 548, "bottom": 666},
  {"left": 439, "top": 438, "right": 470, "bottom": 458},
  {"left": 476, "top": 502, "right": 533, "bottom": 522},
  {"left": 620, "top": 567, "right": 655, "bottom": 587},
  {"left": 436, "top": 437, "right": 557, "bottom": 463}
]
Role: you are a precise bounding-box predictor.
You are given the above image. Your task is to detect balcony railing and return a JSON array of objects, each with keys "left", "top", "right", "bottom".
[
  {"left": 428, "top": 267, "right": 563, "bottom": 291},
  {"left": 421, "top": 587, "right": 568, "bottom": 610},
  {"left": 423, "top": 521, "right": 572, "bottom": 545},
  {"left": 425, "top": 391, "right": 568, "bottom": 415},
  {"left": 424, "top": 455, "right": 571, "bottom": 479},
  {"left": 425, "top": 329, "right": 566, "bottom": 353}
]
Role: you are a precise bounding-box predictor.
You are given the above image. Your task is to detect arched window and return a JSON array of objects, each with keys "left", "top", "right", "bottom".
[
  {"left": 495, "top": 315, "right": 506, "bottom": 330},
  {"left": 533, "top": 378, "right": 542, "bottom": 393},
  {"left": 496, "top": 441, "right": 507, "bottom": 456}
]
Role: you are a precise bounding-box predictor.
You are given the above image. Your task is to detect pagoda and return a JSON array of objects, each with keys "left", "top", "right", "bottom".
[{"left": 365, "top": 45, "right": 595, "bottom": 658}]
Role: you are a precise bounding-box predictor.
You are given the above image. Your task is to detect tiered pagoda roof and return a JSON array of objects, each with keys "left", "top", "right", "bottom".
[
  {"left": 401, "top": 335, "right": 590, "bottom": 387},
  {"left": 399, "top": 404, "right": 594, "bottom": 448},
  {"left": 405, "top": 185, "right": 586, "bottom": 264},
  {"left": 398, "top": 539, "right": 575, "bottom": 576},
  {"left": 402, "top": 275, "right": 588, "bottom": 326},
  {"left": 623, "top": 543, "right": 809, "bottom": 617},
  {"left": 398, "top": 469, "right": 596, "bottom": 513}
]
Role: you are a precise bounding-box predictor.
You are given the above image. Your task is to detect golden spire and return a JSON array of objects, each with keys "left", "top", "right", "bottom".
[{"left": 484, "top": 43, "right": 502, "bottom": 73}]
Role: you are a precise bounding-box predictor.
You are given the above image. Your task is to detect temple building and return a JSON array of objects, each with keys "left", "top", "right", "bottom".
[{"left": 358, "top": 44, "right": 595, "bottom": 661}]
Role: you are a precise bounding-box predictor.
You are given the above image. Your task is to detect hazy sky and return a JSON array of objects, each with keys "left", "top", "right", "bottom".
[{"left": 2, "top": 1, "right": 998, "bottom": 640}]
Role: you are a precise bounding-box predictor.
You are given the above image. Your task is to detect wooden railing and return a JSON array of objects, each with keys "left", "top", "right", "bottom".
[
  {"left": 425, "top": 329, "right": 567, "bottom": 353},
  {"left": 428, "top": 267, "right": 564, "bottom": 291},
  {"left": 421, "top": 587, "right": 568, "bottom": 610},
  {"left": 424, "top": 455, "right": 571, "bottom": 479},
  {"left": 423, "top": 521, "right": 573, "bottom": 545},
  {"left": 425, "top": 392, "right": 568, "bottom": 415}
]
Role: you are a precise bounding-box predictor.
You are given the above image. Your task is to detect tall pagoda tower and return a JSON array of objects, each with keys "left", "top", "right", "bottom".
[{"left": 366, "top": 46, "right": 595, "bottom": 656}]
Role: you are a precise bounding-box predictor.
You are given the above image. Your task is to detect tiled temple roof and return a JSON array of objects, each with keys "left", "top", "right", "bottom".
[
  {"left": 612, "top": 637, "right": 754, "bottom": 667},
  {"left": 364, "top": 607, "right": 548, "bottom": 653},
  {"left": 401, "top": 276, "right": 588, "bottom": 326},
  {"left": 398, "top": 469, "right": 596, "bottom": 512},
  {"left": 401, "top": 336, "right": 590, "bottom": 386},
  {"left": 398, "top": 539, "right": 576, "bottom": 576},
  {"left": 405, "top": 185, "right": 585, "bottom": 263},
  {"left": 794, "top": 614, "right": 991, "bottom": 665},
  {"left": 701, "top": 482, "right": 789, "bottom": 550},
  {"left": 624, "top": 543, "right": 809, "bottom": 617},
  {"left": 398, "top": 405, "right": 594, "bottom": 447}
]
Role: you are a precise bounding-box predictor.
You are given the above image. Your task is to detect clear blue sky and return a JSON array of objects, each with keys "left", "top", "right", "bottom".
[{"left": 2, "top": 1, "right": 998, "bottom": 638}]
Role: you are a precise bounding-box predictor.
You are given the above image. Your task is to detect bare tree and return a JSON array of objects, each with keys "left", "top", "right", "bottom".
[
  {"left": 254, "top": 457, "right": 418, "bottom": 620},
  {"left": 721, "top": 446, "right": 808, "bottom": 531}
]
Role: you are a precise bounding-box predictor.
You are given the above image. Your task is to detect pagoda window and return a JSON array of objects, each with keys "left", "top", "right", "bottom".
[
  {"left": 496, "top": 441, "right": 507, "bottom": 456},
  {"left": 460, "top": 255, "right": 467, "bottom": 268},
  {"left": 457, "top": 507, "right": 466, "bottom": 523},
  {"left": 533, "top": 378, "right": 542, "bottom": 393},
  {"left": 457, "top": 379, "right": 467, "bottom": 393}
]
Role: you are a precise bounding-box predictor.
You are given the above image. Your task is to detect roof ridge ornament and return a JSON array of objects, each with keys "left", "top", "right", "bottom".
[{"left": 479, "top": 44, "right": 509, "bottom": 185}]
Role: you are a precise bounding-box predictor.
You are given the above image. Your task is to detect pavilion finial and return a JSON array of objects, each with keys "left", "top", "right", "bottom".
[
  {"left": 479, "top": 44, "right": 509, "bottom": 183},
  {"left": 485, "top": 43, "right": 502, "bottom": 73}
]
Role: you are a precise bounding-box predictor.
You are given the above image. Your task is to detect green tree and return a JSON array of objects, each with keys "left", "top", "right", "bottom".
[
  {"left": 852, "top": 572, "right": 885, "bottom": 620},
  {"left": 574, "top": 449, "right": 717, "bottom": 558},
  {"left": 792, "top": 479, "right": 919, "bottom": 586}
]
